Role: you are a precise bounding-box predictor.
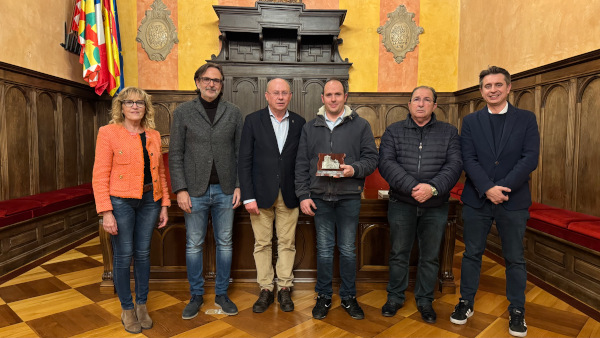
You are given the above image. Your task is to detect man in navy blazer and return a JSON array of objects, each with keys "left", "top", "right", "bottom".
[
  {"left": 238, "top": 78, "right": 306, "bottom": 313},
  {"left": 450, "top": 66, "right": 539, "bottom": 338}
]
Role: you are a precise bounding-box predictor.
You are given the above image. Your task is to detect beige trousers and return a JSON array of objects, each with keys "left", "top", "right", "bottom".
[{"left": 250, "top": 191, "right": 299, "bottom": 291}]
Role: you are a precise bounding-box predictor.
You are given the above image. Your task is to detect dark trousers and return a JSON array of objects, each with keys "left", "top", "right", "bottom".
[
  {"left": 386, "top": 200, "right": 449, "bottom": 306},
  {"left": 313, "top": 198, "right": 361, "bottom": 299},
  {"left": 460, "top": 202, "right": 529, "bottom": 313}
]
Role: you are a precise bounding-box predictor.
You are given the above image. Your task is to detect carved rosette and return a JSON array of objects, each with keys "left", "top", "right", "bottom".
[
  {"left": 136, "top": 0, "right": 179, "bottom": 61},
  {"left": 377, "top": 5, "right": 424, "bottom": 64}
]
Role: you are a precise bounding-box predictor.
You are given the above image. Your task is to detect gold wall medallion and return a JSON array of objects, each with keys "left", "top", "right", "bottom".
[
  {"left": 136, "top": 0, "right": 179, "bottom": 62},
  {"left": 377, "top": 5, "right": 424, "bottom": 64}
]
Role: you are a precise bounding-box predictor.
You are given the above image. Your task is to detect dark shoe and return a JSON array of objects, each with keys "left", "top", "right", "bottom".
[
  {"left": 312, "top": 294, "right": 332, "bottom": 319},
  {"left": 450, "top": 299, "right": 474, "bottom": 325},
  {"left": 252, "top": 289, "right": 274, "bottom": 313},
  {"left": 341, "top": 297, "right": 365, "bottom": 320},
  {"left": 121, "top": 309, "right": 142, "bottom": 334},
  {"left": 417, "top": 304, "right": 437, "bottom": 323},
  {"left": 182, "top": 295, "right": 203, "bottom": 319},
  {"left": 215, "top": 294, "right": 238, "bottom": 315},
  {"left": 381, "top": 299, "right": 404, "bottom": 317},
  {"left": 509, "top": 309, "right": 527, "bottom": 337},
  {"left": 277, "top": 287, "right": 294, "bottom": 312},
  {"left": 134, "top": 303, "right": 153, "bottom": 329}
]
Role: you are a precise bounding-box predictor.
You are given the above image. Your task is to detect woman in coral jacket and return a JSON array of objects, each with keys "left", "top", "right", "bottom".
[{"left": 92, "top": 87, "right": 170, "bottom": 334}]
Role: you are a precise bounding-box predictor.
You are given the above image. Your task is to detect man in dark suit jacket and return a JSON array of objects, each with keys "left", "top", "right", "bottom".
[
  {"left": 238, "top": 78, "right": 306, "bottom": 313},
  {"left": 450, "top": 66, "right": 540, "bottom": 338}
]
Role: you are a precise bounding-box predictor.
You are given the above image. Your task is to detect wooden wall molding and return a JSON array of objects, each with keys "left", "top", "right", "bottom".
[{"left": 0, "top": 62, "right": 108, "bottom": 201}]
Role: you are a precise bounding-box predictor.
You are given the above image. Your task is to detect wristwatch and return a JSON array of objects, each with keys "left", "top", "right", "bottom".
[{"left": 431, "top": 185, "right": 438, "bottom": 196}]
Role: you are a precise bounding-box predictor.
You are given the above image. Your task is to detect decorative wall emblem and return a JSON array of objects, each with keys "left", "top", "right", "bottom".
[
  {"left": 136, "top": 0, "right": 179, "bottom": 61},
  {"left": 377, "top": 5, "right": 424, "bottom": 64}
]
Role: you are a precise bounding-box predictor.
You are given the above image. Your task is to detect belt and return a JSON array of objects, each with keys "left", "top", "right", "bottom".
[{"left": 143, "top": 184, "right": 153, "bottom": 193}]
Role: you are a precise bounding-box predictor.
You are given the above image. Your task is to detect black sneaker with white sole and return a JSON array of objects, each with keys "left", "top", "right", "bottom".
[
  {"left": 450, "top": 299, "right": 474, "bottom": 325},
  {"left": 312, "top": 294, "right": 332, "bottom": 319},
  {"left": 509, "top": 309, "right": 527, "bottom": 337},
  {"left": 341, "top": 296, "right": 365, "bottom": 320}
]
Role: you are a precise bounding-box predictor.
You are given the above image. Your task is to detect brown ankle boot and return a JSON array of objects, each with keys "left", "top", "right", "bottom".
[
  {"left": 135, "top": 303, "right": 153, "bottom": 329},
  {"left": 121, "top": 309, "right": 142, "bottom": 334}
]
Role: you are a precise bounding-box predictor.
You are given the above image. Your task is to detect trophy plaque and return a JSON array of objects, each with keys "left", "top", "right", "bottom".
[{"left": 317, "top": 153, "right": 346, "bottom": 177}]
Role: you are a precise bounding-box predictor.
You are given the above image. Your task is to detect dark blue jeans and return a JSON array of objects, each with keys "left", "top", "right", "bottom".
[
  {"left": 387, "top": 200, "right": 449, "bottom": 306},
  {"left": 313, "top": 198, "right": 361, "bottom": 299},
  {"left": 460, "top": 202, "right": 529, "bottom": 313},
  {"left": 110, "top": 191, "right": 161, "bottom": 310},
  {"left": 184, "top": 184, "right": 234, "bottom": 296}
]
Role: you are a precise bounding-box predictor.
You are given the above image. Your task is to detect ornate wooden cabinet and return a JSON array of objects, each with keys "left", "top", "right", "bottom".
[{"left": 210, "top": 1, "right": 351, "bottom": 120}]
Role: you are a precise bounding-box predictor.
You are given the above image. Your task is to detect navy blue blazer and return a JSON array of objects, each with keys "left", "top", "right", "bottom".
[
  {"left": 460, "top": 103, "right": 540, "bottom": 210},
  {"left": 238, "top": 107, "right": 306, "bottom": 209}
]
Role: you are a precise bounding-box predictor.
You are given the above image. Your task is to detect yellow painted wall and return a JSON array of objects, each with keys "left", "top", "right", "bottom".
[
  {"left": 0, "top": 0, "right": 84, "bottom": 83},
  {"left": 177, "top": 0, "right": 220, "bottom": 91},
  {"left": 458, "top": 0, "right": 600, "bottom": 89},
  {"left": 338, "top": 0, "right": 380, "bottom": 92},
  {"left": 116, "top": 0, "right": 138, "bottom": 88},
  {"left": 417, "top": 0, "right": 459, "bottom": 92}
]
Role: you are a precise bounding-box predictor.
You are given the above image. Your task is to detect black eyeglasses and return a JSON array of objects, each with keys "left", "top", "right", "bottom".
[
  {"left": 121, "top": 100, "right": 146, "bottom": 107},
  {"left": 200, "top": 77, "right": 223, "bottom": 85}
]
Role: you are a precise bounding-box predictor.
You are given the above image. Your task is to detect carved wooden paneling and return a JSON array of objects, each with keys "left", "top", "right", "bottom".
[
  {"left": 576, "top": 77, "right": 600, "bottom": 215},
  {"left": 5, "top": 86, "right": 30, "bottom": 199},
  {"left": 434, "top": 106, "right": 447, "bottom": 122},
  {"left": 153, "top": 103, "right": 171, "bottom": 136},
  {"left": 302, "top": 81, "right": 324, "bottom": 122},
  {"left": 354, "top": 106, "right": 379, "bottom": 137},
  {"left": 81, "top": 101, "right": 96, "bottom": 184},
  {"left": 515, "top": 90, "right": 535, "bottom": 112},
  {"left": 385, "top": 106, "right": 408, "bottom": 128},
  {"left": 62, "top": 98, "right": 79, "bottom": 188},
  {"left": 541, "top": 85, "right": 569, "bottom": 208},
  {"left": 37, "top": 92, "right": 57, "bottom": 192},
  {"left": 232, "top": 79, "right": 259, "bottom": 118}
]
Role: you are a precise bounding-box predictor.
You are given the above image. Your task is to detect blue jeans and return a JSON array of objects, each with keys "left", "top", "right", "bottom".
[
  {"left": 460, "top": 202, "right": 529, "bottom": 313},
  {"left": 110, "top": 191, "right": 161, "bottom": 310},
  {"left": 313, "top": 198, "right": 361, "bottom": 299},
  {"left": 387, "top": 200, "right": 449, "bottom": 306},
  {"left": 184, "top": 184, "right": 234, "bottom": 296}
]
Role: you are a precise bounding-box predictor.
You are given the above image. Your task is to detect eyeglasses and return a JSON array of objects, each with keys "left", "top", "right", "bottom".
[
  {"left": 121, "top": 100, "right": 146, "bottom": 107},
  {"left": 200, "top": 77, "right": 223, "bottom": 85},
  {"left": 411, "top": 97, "right": 434, "bottom": 104},
  {"left": 267, "top": 91, "right": 291, "bottom": 97}
]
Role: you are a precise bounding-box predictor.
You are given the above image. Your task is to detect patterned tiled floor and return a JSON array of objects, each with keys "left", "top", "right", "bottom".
[{"left": 0, "top": 237, "right": 598, "bottom": 337}]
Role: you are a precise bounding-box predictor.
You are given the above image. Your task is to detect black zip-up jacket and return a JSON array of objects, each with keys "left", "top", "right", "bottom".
[
  {"left": 295, "top": 106, "right": 378, "bottom": 201},
  {"left": 378, "top": 113, "right": 462, "bottom": 207}
]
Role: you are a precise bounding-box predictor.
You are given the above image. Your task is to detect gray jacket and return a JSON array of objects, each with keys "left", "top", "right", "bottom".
[
  {"left": 295, "top": 105, "right": 378, "bottom": 201},
  {"left": 169, "top": 96, "right": 243, "bottom": 196}
]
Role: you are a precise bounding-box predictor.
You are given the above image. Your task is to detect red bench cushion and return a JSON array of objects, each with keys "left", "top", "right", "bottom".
[
  {"left": 529, "top": 208, "right": 600, "bottom": 228},
  {"left": 0, "top": 199, "right": 42, "bottom": 217},
  {"left": 568, "top": 221, "right": 600, "bottom": 241}
]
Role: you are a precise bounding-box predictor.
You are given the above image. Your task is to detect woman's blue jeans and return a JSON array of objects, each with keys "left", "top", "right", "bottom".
[
  {"left": 110, "top": 191, "right": 161, "bottom": 310},
  {"left": 184, "top": 184, "right": 234, "bottom": 296}
]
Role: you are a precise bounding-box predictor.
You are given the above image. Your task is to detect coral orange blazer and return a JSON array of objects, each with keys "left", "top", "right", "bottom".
[{"left": 92, "top": 124, "right": 171, "bottom": 214}]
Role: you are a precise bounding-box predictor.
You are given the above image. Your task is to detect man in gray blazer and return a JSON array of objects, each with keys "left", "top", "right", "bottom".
[{"left": 169, "top": 62, "right": 243, "bottom": 319}]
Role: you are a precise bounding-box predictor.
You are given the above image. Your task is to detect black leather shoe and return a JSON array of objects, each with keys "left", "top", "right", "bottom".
[
  {"left": 277, "top": 287, "right": 294, "bottom": 312},
  {"left": 382, "top": 300, "right": 404, "bottom": 317},
  {"left": 252, "top": 289, "right": 274, "bottom": 313},
  {"left": 418, "top": 304, "right": 437, "bottom": 323}
]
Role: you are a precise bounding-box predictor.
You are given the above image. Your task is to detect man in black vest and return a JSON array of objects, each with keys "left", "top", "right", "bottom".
[{"left": 238, "top": 78, "right": 306, "bottom": 313}]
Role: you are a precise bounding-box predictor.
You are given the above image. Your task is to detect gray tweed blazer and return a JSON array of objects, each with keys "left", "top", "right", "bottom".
[{"left": 168, "top": 96, "right": 243, "bottom": 196}]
